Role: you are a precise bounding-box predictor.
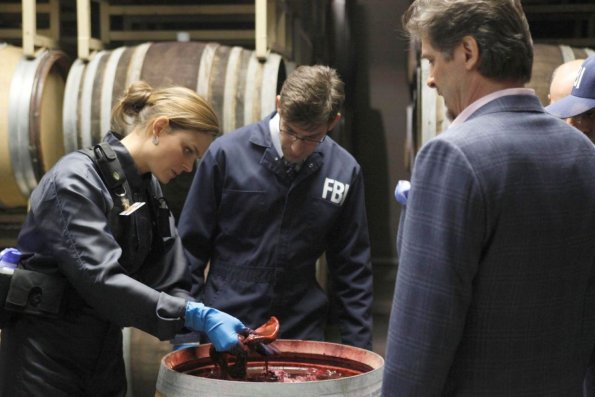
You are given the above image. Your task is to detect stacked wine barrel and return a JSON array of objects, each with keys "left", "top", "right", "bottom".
[
  {"left": 0, "top": 44, "right": 70, "bottom": 208},
  {"left": 0, "top": 41, "right": 287, "bottom": 219}
]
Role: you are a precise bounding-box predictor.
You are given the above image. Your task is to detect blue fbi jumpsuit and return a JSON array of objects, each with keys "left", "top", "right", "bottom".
[
  {"left": 0, "top": 133, "right": 191, "bottom": 397},
  {"left": 179, "top": 112, "right": 373, "bottom": 349}
]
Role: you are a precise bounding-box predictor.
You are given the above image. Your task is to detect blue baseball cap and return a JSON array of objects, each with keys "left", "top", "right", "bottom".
[{"left": 546, "top": 54, "right": 595, "bottom": 118}]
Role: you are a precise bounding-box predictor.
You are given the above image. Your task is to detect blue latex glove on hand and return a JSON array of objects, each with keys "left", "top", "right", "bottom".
[
  {"left": 394, "top": 180, "right": 410, "bottom": 206},
  {"left": 184, "top": 302, "right": 246, "bottom": 352}
]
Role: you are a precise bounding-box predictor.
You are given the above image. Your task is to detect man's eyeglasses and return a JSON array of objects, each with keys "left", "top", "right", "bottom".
[{"left": 280, "top": 127, "right": 327, "bottom": 145}]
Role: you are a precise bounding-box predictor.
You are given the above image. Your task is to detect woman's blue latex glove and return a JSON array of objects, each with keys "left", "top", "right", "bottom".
[{"left": 184, "top": 302, "right": 247, "bottom": 352}]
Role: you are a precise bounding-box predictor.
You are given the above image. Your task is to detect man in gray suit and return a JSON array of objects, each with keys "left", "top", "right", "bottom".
[{"left": 382, "top": 1, "right": 595, "bottom": 396}]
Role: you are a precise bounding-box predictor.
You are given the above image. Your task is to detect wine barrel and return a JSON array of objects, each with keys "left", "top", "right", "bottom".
[
  {"left": 528, "top": 44, "right": 595, "bottom": 106},
  {"left": 156, "top": 340, "right": 384, "bottom": 397},
  {"left": 63, "top": 41, "right": 287, "bottom": 152},
  {"left": 0, "top": 44, "right": 71, "bottom": 208}
]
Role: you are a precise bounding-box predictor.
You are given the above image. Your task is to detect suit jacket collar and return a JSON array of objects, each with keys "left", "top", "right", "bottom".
[{"left": 466, "top": 92, "right": 544, "bottom": 123}]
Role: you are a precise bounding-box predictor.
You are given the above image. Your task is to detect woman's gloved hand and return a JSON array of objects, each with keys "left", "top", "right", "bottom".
[{"left": 184, "top": 301, "right": 247, "bottom": 352}]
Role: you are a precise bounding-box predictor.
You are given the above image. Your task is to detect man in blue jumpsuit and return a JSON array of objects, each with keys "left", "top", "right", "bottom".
[{"left": 178, "top": 65, "right": 373, "bottom": 349}]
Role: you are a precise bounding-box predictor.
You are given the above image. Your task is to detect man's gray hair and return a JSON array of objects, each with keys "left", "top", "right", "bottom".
[{"left": 403, "top": 0, "right": 533, "bottom": 83}]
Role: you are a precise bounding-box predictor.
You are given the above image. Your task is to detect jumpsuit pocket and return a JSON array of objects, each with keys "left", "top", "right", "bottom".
[
  {"left": 204, "top": 262, "right": 275, "bottom": 315},
  {"left": 304, "top": 195, "right": 342, "bottom": 245},
  {"left": 220, "top": 189, "right": 268, "bottom": 239}
]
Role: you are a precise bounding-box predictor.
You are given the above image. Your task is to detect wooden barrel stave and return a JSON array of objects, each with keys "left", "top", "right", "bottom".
[
  {"left": 79, "top": 51, "right": 107, "bottom": 148},
  {"left": 141, "top": 41, "right": 207, "bottom": 90},
  {"left": 36, "top": 51, "right": 69, "bottom": 173},
  {"left": 234, "top": 49, "right": 253, "bottom": 131},
  {"left": 196, "top": 42, "right": 220, "bottom": 102},
  {"left": 91, "top": 53, "right": 112, "bottom": 145},
  {"left": 62, "top": 58, "right": 85, "bottom": 153},
  {"left": 261, "top": 53, "right": 285, "bottom": 120},
  {"left": 100, "top": 46, "right": 127, "bottom": 136},
  {"left": 111, "top": 46, "right": 136, "bottom": 111},
  {"left": 222, "top": 46, "right": 244, "bottom": 132},
  {"left": 9, "top": 54, "right": 44, "bottom": 197},
  {"left": 207, "top": 44, "right": 233, "bottom": 129},
  {"left": 244, "top": 52, "right": 264, "bottom": 125}
]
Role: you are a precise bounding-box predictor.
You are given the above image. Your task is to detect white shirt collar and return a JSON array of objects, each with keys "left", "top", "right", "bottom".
[{"left": 450, "top": 88, "right": 536, "bottom": 127}]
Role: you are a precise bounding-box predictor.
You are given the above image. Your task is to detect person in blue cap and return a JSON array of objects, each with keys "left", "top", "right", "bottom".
[
  {"left": 546, "top": 54, "right": 595, "bottom": 143},
  {"left": 0, "top": 81, "right": 246, "bottom": 397}
]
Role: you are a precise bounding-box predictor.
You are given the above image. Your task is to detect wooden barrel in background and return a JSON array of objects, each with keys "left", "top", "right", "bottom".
[
  {"left": 0, "top": 43, "right": 71, "bottom": 208},
  {"left": 62, "top": 41, "right": 287, "bottom": 219},
  {"left": 63, "top": 41, "right": 287, "bottom": 150},
  {"left": 528, "top": 43, "right": 595, "bottom": 106},
  {"left": 411, "top": 43, "right": 594, "bottom": 154}
]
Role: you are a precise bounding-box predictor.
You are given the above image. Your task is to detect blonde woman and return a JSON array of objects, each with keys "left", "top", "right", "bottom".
[{"left": 0, "top": 81, "right": 246, "bottom": 396}]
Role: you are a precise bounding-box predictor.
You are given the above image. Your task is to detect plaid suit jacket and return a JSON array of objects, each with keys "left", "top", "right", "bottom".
[{"left": 383, "top": 94, "right": 595, "bottom": 396}]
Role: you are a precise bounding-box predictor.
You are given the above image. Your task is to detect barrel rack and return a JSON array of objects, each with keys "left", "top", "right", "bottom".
[
  {"left": 0, "top": 0, "right": 326, "bottom": 64},
  {"left": 0, "top": 0, "right": 59, "bottom": 57},
  {"left": 523, "top": 1, "right": 595, "bottom": 47},
  {"left": 75, "top": 0, "right": 319, "bottom": 65}
]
